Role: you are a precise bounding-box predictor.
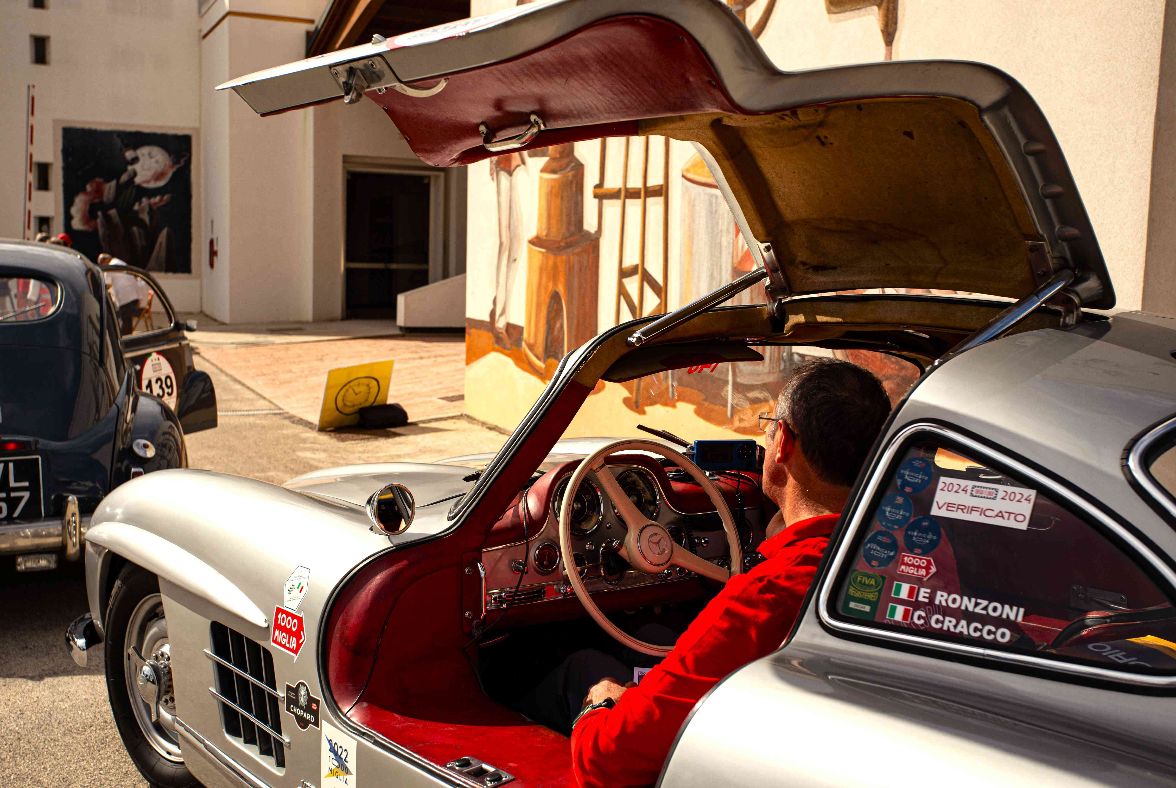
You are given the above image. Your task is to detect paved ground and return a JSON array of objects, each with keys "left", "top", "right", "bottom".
[{"left": 0, "top": 324, "right": 504, "bottom": 786}]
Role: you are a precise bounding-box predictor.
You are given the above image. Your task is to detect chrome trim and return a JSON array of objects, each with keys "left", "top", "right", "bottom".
[
  {"left": 479, "top": 112, "right": 545, "bottom": 152},
  {"left": 941, "top": 270, "right": 1073, "bottom": 362},
  {"left": 202, "top": 649, "right": 282, "bottom": 700},
  {"left": 1127, "top": 415, "right": 1176, "bottom": 522},
  {"left": 628, "top": 266, "right": 768, "bottom": 347},
  {"left": 817, "top": 422, "right": 1176, "bottom": 688},
  {"left": 207, "top": 688, "right": 291, "bottom": 747},
  {"left": 0, "top": 513, "right": 90, "bottom": 555},
  {"left": 62, "top": 495, "right": 81, "bottom": 560},
  {"left": 174, "top": 716, "right": 269, "bottom": 788},
  {"left": 65, "top": 613, "right": 100, "bottom": 668}
]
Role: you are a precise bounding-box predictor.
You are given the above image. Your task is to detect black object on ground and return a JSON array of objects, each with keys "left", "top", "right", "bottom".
[{"left": 358, "top": 403, "right": 409, "bottom": 428}]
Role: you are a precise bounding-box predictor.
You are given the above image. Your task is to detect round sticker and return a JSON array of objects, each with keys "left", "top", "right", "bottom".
[
  {"left": 874, "top": 493, "right": 914, "bottom": 530},
  {"left": 139, "top": 352, "right": 178, "bottom": 411},
  {"left": 903, "top": 515, "right": 942, "bottom": 555},
  {"left": 862, "top": 531, "right": 899, "bottom": 568},
  {"left": 896, "top": 457, "right": 934, "bottom": 494}
]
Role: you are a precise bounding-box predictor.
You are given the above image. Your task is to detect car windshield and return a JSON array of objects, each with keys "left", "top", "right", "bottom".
[{"left": 0, "top": 276, "right": 62, "bottom": 322}]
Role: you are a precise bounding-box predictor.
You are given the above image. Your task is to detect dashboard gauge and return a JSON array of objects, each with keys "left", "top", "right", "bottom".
[
  {"left": 667, "top": 524, "right": 692, "bottom": 552},
  {"left": 553, "top": 477, "right": 603, "bottom": 537},
  {"left": 532, "top": 541, "right": 560, "bottom": 575},
  {"left": 614, "top": 468, "right": 660, "bottom": 520}
]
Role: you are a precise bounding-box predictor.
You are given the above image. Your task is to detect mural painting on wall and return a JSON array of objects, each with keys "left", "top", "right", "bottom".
[
  {"left": 466, "top": 0, "right": 918, "bottom": 437},
  {"left": 62, "top": 127, "right": 192, "bottom": 274}
]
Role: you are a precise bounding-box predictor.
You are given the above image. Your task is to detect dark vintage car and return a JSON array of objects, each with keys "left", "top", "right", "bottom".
[
  {"left": 66, "top": 1, "right": 1175, "bottom": 786},
  {"left": 0, "top": 240, "right": 216, "bottom": 572}
]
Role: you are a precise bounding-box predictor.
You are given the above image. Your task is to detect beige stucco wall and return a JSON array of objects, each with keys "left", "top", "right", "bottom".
[{"left": 0, "top": 0, "right": 203, "bottom": 310}]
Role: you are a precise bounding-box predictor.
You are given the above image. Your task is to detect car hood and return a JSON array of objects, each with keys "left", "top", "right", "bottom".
[{"left": 220, "top": 0, "right": 1112, "bottom": 309}]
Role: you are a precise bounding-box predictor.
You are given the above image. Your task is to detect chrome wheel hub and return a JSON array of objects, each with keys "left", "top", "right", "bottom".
[{"left": 124, "top": 594, "right": 182, "bottom": 762}]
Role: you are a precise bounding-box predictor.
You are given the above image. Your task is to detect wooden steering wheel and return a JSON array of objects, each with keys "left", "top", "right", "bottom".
[{"left": 558, "top": 439, "right": 744, "bottom": 656}]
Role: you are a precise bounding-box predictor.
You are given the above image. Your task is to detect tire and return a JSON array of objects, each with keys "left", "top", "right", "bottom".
[{"left": 104, "top": 565, "right": 198, "bottom": 787}]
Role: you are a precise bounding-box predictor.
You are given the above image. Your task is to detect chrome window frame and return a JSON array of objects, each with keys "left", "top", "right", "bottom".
[
  {"left": 818, "top": 422, "right": 1176, "bottom": 689},
  {"left": 1127, "top": 415, "right": 1176, "bottom": 523}
]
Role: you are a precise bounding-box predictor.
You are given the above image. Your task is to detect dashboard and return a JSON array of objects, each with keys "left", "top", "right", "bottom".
[{"left": 479, "top": 456, "right": 766, "bottom": 615}]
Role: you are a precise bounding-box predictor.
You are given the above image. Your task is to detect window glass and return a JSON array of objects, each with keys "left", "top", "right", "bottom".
[
  {"left": 102, "top": 269, "right": 172, "bottom": 337},
  {"left": 833, "top": 436, "right": 1176, "bottom": 676},
  {"left": 0, "top": 276, "right": 61, "bottom": 322},
  {"left": 30, "top": 35, "right": 49, "bottom": 65},
  {"left": 1146, "top": 434, "right": 1176, "bottom": 509}
]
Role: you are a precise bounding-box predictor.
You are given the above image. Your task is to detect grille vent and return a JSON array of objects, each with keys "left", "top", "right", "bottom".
[
  {"left": 487, "top": 585, "right": 546, "bottom": 609},
  {"left": 208, "top": 622, "right": 286, "bottom": 768}
]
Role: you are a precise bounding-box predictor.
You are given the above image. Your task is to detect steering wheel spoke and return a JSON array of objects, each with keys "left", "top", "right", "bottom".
[
  {"left": 670, "top": 543, "right": 730, "bottom": 583},
  {"left": 591, "top": 463, "right": 647, "bottom": 534}
]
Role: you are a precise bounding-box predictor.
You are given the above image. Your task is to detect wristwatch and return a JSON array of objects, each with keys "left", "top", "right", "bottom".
[{"left": 572, "top": 697, "right": 615, "bottom": 729}]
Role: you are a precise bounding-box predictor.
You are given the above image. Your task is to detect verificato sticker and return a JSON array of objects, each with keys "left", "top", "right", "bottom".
[
  {"left": 930, "top": 476, "right": 1036, "bottom": 530},
  {"left": 322, "top": 721, "right": 358, "bottom": 787}
]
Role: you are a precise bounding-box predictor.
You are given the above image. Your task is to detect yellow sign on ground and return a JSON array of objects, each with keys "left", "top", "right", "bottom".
[{"left": 317, "top": 360, "right": 395, "bottom": 430}]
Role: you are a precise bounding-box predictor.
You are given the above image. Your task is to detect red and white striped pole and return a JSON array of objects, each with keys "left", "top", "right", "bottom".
[{"left": 22, "top": 84, "right": 36, "bottom": 240}]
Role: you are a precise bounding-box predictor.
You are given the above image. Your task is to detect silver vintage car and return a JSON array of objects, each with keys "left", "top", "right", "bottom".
[{"left": 66, "top": 1, "right": 1176, "bottom": 786}]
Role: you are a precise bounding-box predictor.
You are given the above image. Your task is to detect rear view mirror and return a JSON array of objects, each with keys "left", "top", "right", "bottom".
[{"left": 367, "top": 483, "right": 415, "bottom": 535}]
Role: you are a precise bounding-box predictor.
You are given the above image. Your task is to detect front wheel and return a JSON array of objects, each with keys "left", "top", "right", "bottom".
[{"left": 104, "top": 565, "right": 197, "bottom": 787}]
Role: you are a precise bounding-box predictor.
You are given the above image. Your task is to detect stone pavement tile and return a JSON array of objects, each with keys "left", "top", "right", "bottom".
[{"left": 195, "top": 334, "right": 466, "bottom": 427}]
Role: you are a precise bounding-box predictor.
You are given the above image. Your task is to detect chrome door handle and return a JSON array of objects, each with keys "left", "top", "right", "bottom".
[{"left": 479, "top": 113, "right": 545, "bottom": 153}]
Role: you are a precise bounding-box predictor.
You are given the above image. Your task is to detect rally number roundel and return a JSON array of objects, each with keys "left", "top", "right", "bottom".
[{"left": 139, "top": 352, "right": 178, "bottom": 411}]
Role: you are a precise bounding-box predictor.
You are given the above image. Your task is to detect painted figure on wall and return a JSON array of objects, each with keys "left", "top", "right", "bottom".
[
  {"left": 489, "top": 150, "right": 526, "bottom": 348},
  {"left": 62, "top": 128, "right": 192, "bottom": 274}
]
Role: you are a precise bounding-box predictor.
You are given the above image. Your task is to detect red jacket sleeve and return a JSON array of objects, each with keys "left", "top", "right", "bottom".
[{"left": 570, "top": 538, "right": 827, "bottom": 787}]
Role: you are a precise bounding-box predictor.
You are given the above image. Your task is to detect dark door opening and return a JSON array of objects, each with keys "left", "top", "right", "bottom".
[{"left": 345, "top": 171, "right": 432, "bottom": 319}]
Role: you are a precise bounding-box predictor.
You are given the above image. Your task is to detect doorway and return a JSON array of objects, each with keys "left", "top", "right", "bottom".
[{"left": 344, "top": 170, "right": 436, "bottom": 319}]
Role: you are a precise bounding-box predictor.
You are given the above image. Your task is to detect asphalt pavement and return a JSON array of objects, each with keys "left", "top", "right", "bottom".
[{"left": 0, "top": 328, "right": 506, "bottom": 786}]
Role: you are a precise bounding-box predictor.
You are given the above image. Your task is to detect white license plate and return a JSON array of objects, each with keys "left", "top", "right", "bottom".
[{"left": 0, "top": 456, "right": 44, "bottom": 522}]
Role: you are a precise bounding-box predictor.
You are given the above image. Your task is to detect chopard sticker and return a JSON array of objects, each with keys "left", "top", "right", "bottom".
[
  {"left": 874, "top": 493, "right": 913, "bottom": 530},
  {"left": 285, "top": 681, "right": 321, "bottom": 730},
  {"left": 861, "top": 531, "right": 898, "bottom": 568},
  {"left": 902, "top": 516, "right": 941, "bottom": 555},
  {"left": 931, "top": 476, "right": 1036, "bottom": 530},
  {"left": 322, "top": 721, "right": 358, "bottom": 787},
  {"left": 271, "top": 606, "right": 306, "bottom": 658},
  {"left": 284, "top": 566, "right": 311, "bottom": 611},
  {"left": 896, "top": 553, "right": 937, "bottom": 581},
  {"left": 843, "top": 571, "right": 883, "bottom": 619}
]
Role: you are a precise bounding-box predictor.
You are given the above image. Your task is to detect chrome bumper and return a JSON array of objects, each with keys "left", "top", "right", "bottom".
[
  {"left": 66, "top": 613, "right": 101, "bottom": 668},
  {"left": 0, "top": 495, "right": 87, "bottom": 559}
]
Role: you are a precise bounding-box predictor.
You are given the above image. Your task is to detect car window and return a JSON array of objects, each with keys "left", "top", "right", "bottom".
[
  {"left": 102, "top": 269, "right": 173, "bottom": 337},
  {"left": 1145, "top": 432, "right": 1176, "bottom": 511},
  {"left": 0, "top": 276, "right": 61, "bottom": 322},
  {"left": 832, "top": 434, "right": 1176, "bottom": 678}
]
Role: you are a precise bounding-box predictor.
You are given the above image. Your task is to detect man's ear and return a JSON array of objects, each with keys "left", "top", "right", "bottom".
[{"left": 774, "top": 422, "right": 796, "bottom": 464}]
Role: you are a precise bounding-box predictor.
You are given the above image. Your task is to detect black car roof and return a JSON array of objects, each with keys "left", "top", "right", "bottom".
[{"left": 0, "top": 239, "right": 103, "bottom": 351}]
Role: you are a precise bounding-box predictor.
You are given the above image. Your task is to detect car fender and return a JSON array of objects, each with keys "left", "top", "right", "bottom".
[{"left": 117, "top": 392, "right": 186, "bottom": 483}]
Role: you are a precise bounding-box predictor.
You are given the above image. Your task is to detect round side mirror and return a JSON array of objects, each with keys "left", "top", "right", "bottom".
[{"left": 366, "top": 483, "right": 415, "bottom": 535}]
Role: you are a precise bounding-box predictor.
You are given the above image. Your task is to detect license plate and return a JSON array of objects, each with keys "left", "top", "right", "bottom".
[{"left": 0, "top": 456, "right": 44, "bottom": 522}]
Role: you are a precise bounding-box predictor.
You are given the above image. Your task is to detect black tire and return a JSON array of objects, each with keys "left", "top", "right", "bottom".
[{"left": 104, "top": 565, "right": 198, "bottom": 787}]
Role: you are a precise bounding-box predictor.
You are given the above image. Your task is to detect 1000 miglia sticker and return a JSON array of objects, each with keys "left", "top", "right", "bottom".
[{"left": 840, "top": 449, "right": 1038, "bottom": 646}]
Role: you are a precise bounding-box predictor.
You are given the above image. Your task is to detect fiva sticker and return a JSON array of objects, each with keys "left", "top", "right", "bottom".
[
  {"left": 284, "top": 565, "right": 311, "bottom": 611},
  {"left": 322, "top": 721, "right": 358, "bottom": 787}
]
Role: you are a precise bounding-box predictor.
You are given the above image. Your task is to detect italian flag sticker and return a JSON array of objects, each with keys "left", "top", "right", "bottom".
[
  {"left": 886, "top": 603, "right": 913, "bottom": 623},
  {"left": 892, "top": 582, "right": 918, "bottom": 601}
]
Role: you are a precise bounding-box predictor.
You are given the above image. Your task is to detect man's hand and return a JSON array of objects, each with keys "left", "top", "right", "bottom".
[{"left": 583, "top": 677, "right": 634, "bottom": 708}]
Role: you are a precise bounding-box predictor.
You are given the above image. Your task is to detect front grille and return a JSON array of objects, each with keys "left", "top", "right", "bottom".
[{"left": 208, "top": 622, "right": 285, "bottom": 768}]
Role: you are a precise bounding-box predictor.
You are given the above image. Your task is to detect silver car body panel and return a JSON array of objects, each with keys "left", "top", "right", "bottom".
[{"left": 667, "top": 314, "right": 1176, "bottom": 784}]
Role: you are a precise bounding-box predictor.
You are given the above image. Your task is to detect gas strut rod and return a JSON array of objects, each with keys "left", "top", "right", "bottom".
[{"left": 627, "top": 267, "right": 768, "bottom": 348}]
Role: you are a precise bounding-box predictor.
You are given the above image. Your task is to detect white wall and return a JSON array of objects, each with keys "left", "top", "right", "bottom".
[{"left": 0, "top": 0, "right": 202, "bottom": 310}]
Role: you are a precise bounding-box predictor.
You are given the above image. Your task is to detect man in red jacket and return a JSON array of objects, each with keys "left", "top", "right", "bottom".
[{"left": 567, "top": 358, "right": 891, "bottom": 787}]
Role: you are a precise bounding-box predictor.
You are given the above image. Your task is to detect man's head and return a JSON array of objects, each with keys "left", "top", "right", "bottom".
[{"left": 762, "top": 358, "right": 891, "bottom": 515}]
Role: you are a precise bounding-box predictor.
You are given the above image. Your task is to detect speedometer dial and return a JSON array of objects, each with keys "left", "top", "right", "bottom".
[
  {"left": 615, "top": 468, "right": 660, "bottom": 520},
  {"left": 554, "top": 477, "right": 603, "bottom": 537}
]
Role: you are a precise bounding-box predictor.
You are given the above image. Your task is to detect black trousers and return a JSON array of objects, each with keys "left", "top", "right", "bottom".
[{"left": 481, "top": 622, "right": 678, "bottom": 736}]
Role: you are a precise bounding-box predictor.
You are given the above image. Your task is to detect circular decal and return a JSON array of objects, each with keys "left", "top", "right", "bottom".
[
  {"left": 139, "top": 352, "right": 178, "bottom": 411},
  {"left": 862, "top": 531, "right": 899, "bottom": 568},
  {"left": 874, "top": 493, "right": 914, "bottom": 530},
  {"left": 896, "top": 457, "right": 934, "bottom": 494},
  {"left": 903, "top": 516, "right": 942, "bottom": 555},
  {"left": 334, "top": 376, "right": 381, "bottom": 415}
]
